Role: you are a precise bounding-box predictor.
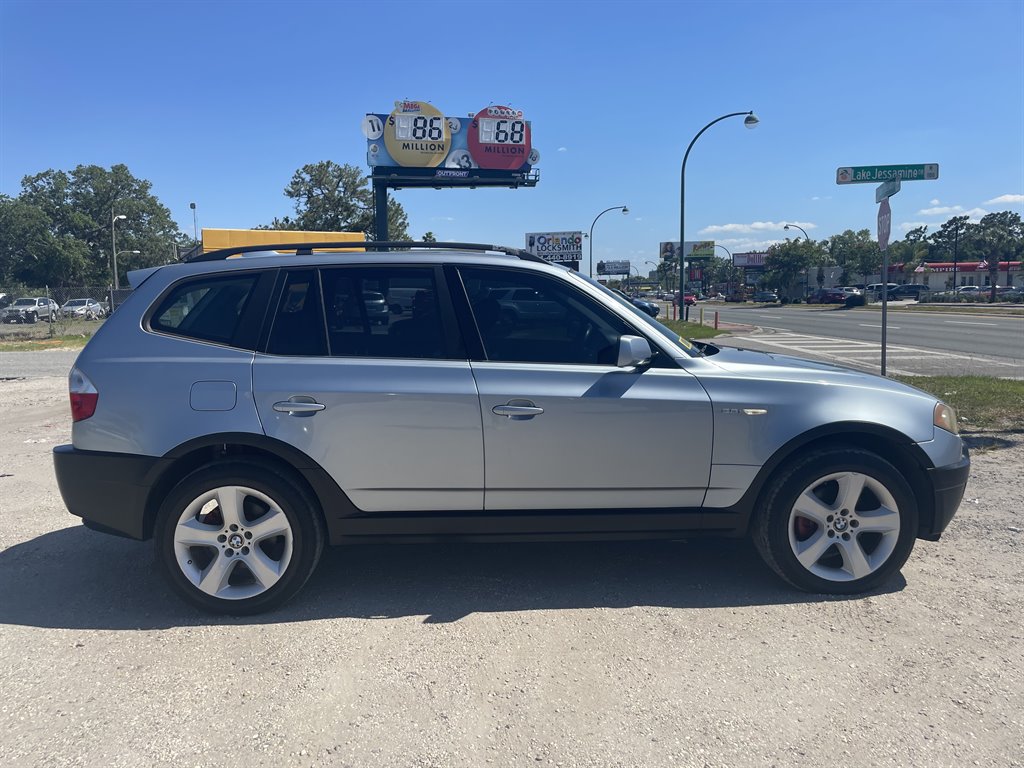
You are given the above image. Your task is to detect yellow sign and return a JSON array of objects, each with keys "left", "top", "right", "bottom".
[{"left": 201, "top": 229, "right": 364, "bottom": 254}]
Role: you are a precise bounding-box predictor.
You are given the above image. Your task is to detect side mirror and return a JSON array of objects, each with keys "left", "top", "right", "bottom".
[{"left": 616, "top": 335, "right": 653, "bottom": 368}]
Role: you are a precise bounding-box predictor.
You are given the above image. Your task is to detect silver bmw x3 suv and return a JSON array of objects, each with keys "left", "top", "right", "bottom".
[{"left": 53, "top": 242, "right": 970, "bottom": 614}]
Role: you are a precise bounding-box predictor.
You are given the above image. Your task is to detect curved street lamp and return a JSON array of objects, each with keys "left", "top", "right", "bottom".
[
  {"left": 589, "top": 205, "right": 629, "bottom": 278},
  {"left": 113, "top": 249, "right": 141, "bottom": 290},
  {"left": 679, "top": 111, "right": 758, "bottom": 313},
  {"left": 783, "top": 223, "right": 810, "bottom": 241},
  {"left": 784, "top": 224, "right": 812, "bottom": 297},
  {"left": 715, "top": 243, "right": 733, "bottom": 297},
  {"left": 111, "top": 213, "right": 127, "bottom": 289}
]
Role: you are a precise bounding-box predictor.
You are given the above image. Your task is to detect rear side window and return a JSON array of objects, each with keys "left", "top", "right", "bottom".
[{"left": 151, "top": 274, "right": 259, "bottom": 345}]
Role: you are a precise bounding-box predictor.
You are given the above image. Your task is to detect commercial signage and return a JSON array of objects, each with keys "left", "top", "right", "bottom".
[
  {"left": 836, "top": 164, "right": 939, "bottom": 184},
  {"left": 659, "top": 241, "right": 715, "bottom": 260},
  {"left": 733, "top": 251, "right": 767, "bottom": 268},
  {"left": 364, "top": 101, "right": 538, "bottom": 186},
  {"left": 526, "top": 231, "right": 583, "bottom": 263},
  {"left": 683, "top": 241, "right": 715, "bottom": 259},
  {"left": 597, "top": 260, "right": 630, "bottom": 276}
]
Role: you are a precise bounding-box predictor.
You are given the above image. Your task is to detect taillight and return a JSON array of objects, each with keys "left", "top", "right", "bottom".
[{"left": 69, "top": 367, "right": 98, "bottom": 422}]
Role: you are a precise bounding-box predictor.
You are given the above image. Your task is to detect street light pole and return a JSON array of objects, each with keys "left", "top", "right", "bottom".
[
  {"left": 111, "top": 212, "right": 127, "bottom": 290},
  {"left": 588, "top": 205, "right": 629, "bottom": 278},
  {"left": 783, "top": 223, "right": 809, "bottom": 241},
  {"left": 784, "top": 224, "right": 811, "bottom": 299},
  {"left": 113, "top": 249, "right": 141, "bottom": 292},
  {"left": 714, "top": 244, "right": 733, "bottom": 298},
  {"left": 190, "top": 202, "right": 199, "bottom": 247},
  {"left": 680, "top": 110, "right": 758, "bottom": 318}
]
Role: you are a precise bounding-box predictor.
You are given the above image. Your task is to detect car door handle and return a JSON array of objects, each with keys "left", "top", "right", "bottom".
[
  {"left": 492, "top": 402, "right": 544, "bottom": 419},
  {"left": 273, "top": 399, "right": 326, "bottom": 415}
]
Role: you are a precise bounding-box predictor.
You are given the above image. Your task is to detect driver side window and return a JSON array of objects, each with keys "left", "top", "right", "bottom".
[{"left": 459, "top": 267, "right": 632, "bottom": 365}]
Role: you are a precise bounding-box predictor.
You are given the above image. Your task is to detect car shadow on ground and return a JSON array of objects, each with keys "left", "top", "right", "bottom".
[{"left": 0, "top": 525, "right": 905, "bottom": 630}]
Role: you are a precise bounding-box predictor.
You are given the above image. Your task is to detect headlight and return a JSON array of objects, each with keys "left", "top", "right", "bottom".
[{"left": 934, "top": 402, "right": 959, "bottom": 435}]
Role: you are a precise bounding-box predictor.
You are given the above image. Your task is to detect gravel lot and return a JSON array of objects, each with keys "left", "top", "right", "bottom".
[{"left": 1, "top": 364, "right": 1022, "bottom": 768}]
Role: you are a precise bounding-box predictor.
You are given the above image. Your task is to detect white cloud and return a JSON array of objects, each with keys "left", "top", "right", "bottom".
[
  {"left": 699, "top": 220, "right": 817, "bottom": 235},
  {"left": 557, "top": 147, "right": 568, "bottom": 152},
  {"left": 963, "top": 207, "right": 989, "bottom": 221},
  {"left": 919, "top": 205, "right": 963, "bottom": 215},
  {"left": 810, "top": 195, "right": 832, "bottom": 201},
  {"left": 984, "top": 193, "right": 1024, "bottom": 205},
  {"left": 430, "top": 216, "right": 456, "bottom": 222},
  {"left": 899, "top": 221, "right": 929, "bottom": 232},
  {"left": 930, "top": 199, "right": 941, "bottom": 206}
]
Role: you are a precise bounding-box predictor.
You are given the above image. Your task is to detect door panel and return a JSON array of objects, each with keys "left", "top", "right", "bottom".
[
  {"left": 253, "top": 356, "right": 483, "bottom": 512},
  {"left": 473, "top": 363, "right": 713, "bottom": 510}
]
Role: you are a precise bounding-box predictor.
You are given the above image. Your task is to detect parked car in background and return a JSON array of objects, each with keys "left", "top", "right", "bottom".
[
  {"left": 753, "top": 290, "right": 779, "bottom": 303},
  {"left": 807, "top": 288, "right": 846, "bottom": 305},
  {"left": 61, "top": 298, "right": 106, "bottom": 320},
  {"left": 0, "top": 293, "right": 13, "bottom": 310},
  {"left": 886, "top": 285, "right": 932, "bottom": 301},
  {"left": 2, "top": 296, "right": 60, "bottom": 323},
  {"left": 613, "top": 289, "right": 660, "bottom": 318},
  {"left": 682, "top": 292, "right": 697, "bottom": 306}
]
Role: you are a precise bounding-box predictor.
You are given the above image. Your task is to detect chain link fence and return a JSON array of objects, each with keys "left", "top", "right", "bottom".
[{"left": 0, "top": 286, "right": 133, "bottom": 340}]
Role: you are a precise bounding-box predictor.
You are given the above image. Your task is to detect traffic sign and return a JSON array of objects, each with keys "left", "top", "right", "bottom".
[
  {"left": 878, "top": 198, "right": 892, "bottom": 252},
  {"left": 836, "top": 164, "right": 939, "bottom": 184},
  {"left": 875, "top": 178, "right": 901, "bottom": 203}
]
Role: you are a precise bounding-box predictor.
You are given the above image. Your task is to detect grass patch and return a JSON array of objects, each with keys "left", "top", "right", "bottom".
[
  {"left": 659, "top": 319, "right": 731, "bottom": 340},
  {"left": 893, "top": 375, "right": 1024, "bottom": 433},
  {"left": 0, "top": 334, "right": 91, "bottom": 351}
]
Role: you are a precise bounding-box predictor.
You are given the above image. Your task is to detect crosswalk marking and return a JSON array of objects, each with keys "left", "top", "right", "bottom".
[{"left": 729, "top": 332, "right": 1021, "bottom": 369}]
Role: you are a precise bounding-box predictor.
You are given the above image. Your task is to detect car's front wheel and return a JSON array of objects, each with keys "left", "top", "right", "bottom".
[
  {"left": 155, "top": 461, "right": 325, "bottom": 614},
  {"left": 753, "top": 448, "right": 918, "bottom": 594}
]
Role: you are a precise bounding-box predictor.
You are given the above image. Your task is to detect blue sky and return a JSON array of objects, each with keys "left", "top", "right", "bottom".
[{"left": 2, "top": 0, "right": 1022, "bottom": 269}]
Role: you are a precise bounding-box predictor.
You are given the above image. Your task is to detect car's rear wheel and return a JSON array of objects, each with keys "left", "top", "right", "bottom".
[
  {"left": 753, "top": 448, "right": 918, "bottom": 594},
  {"left": 155, "top": 461, "right": 325, "bottom": 614}
]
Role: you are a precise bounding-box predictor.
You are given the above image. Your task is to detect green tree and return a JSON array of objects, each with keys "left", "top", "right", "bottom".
[
  {"left": 974, "top": 211, "right": 1024, "bottom": 298},
  {"left": 268, "top": 161, "right": 410, "bottom": 240},
  {"left": 421, "top": 231, "right": 437, "bottom": 243},
  {"left": 15, "top": 164, "right": 184, "bottom": 285},
  {"left": 828, "top": 229, "right": 881, "bottom": 285},
  {"left": 764, "top": 238, "right": 822, "bottom": 299}
]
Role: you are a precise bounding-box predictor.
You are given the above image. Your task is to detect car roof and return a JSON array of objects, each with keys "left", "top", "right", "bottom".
[{"left": 130, "top": 244, "right": 566, "bottom": 289}]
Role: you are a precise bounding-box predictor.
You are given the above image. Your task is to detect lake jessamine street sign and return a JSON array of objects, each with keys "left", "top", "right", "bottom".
[{"left": 836, "top": 164, "right": 939, "bottom": 184}]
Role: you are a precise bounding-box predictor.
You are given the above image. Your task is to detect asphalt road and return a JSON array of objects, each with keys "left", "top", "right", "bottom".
[{"left": 700, "top": 305, "right": 1024, "bottom": 361}]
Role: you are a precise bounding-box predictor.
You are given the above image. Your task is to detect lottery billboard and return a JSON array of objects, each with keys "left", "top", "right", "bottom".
[{"left": 364, "top": 101, "right": 539, "bottom": 186}]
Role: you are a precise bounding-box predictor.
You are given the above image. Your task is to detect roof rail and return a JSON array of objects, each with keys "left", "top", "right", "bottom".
[{"left": 186, "top": 240, "right": 548, "bottom": 264}]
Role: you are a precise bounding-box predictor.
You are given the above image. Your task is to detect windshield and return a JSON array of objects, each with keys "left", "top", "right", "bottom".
[
  {"left": 64, "top": 299, "right": 88, "bottom": 306},
  {"left": 13, "top": 299, "right": 36, "bottom": 306},
  {"left": 567, "top": 271, "right": 700, "bottom": 357}
]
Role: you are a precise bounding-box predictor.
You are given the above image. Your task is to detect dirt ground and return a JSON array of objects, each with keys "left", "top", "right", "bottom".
[{"left": 0, "top": 371, "right": 1021, "bottom": 768}]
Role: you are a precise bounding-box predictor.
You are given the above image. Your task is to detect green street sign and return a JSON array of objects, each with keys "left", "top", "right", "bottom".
[{"left": 836, "top": 164, "right": 939, "bottom": 185}]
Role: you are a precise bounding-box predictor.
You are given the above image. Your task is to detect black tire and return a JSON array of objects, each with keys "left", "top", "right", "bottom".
[
  {"left": 27, "top": 312, "right": 38, "bottom": 324},
  {"left": 155, "top": 459, "right": 325, "bottom": 615},
  {"left": 753, "top": 448, "right": 918, "bottom": 594}
]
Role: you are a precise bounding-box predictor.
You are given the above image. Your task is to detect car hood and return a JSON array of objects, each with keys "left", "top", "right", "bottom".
[{"left": 700, "top": 344, "right": 933, "bottom": 398}]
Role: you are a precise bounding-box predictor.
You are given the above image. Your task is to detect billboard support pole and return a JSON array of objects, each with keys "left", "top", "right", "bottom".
[{"left": 373, "top": 179, "right": 389, "bottom": 248}]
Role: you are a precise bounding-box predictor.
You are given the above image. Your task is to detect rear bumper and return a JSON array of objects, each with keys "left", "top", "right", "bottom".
[
  {"left": 920, "top": 444, "right": 971, "bottom": 540},
  {"left": 53, "top": 444, "right": 164, "bottom": 540}
]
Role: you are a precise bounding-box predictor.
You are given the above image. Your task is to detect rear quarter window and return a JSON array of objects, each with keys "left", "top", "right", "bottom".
[{"left": 150, "top": 274, "right": 260, "bottom": 346}]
